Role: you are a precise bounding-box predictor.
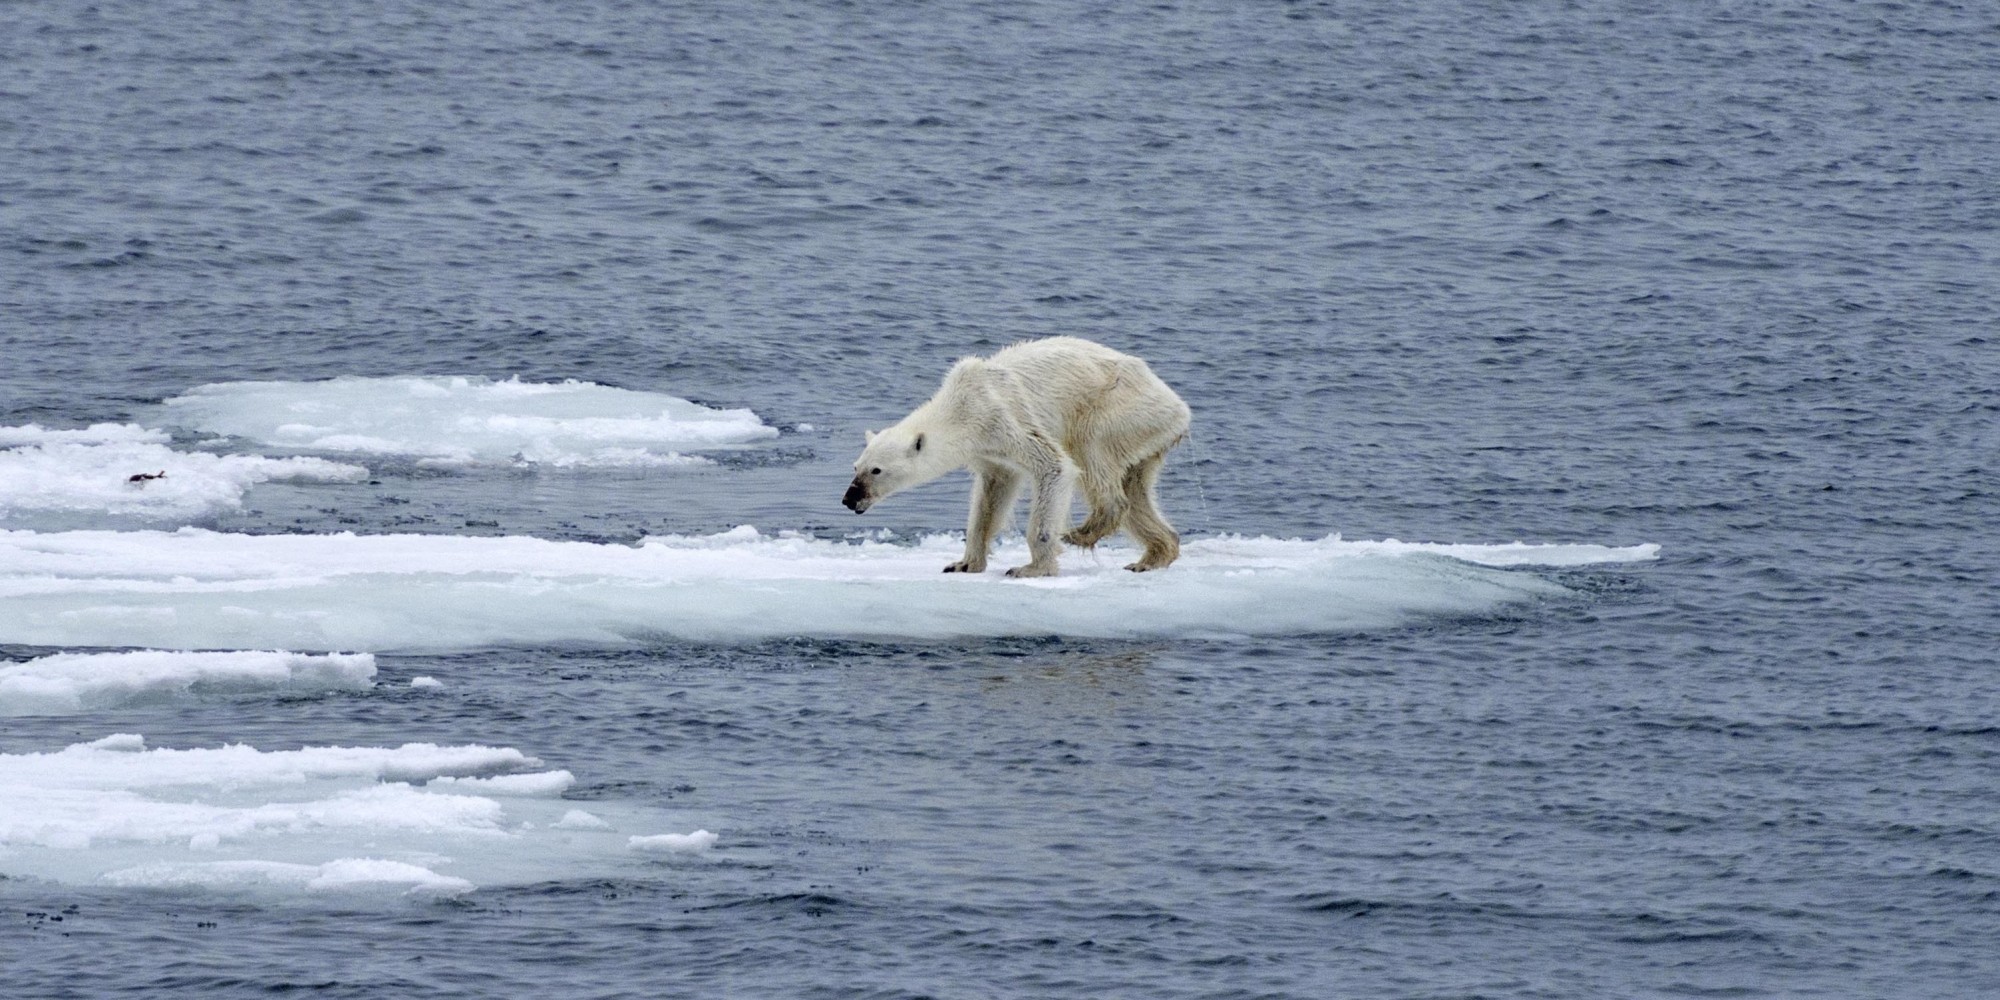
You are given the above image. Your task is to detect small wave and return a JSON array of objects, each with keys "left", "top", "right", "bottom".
[
  {"left": 1612, "top": 926, "right": 1768, "bottom": 945},
  {"left": 0, "top": 526, "right": 1658, "bottom": 651},
  {"left": 691, "top": 891, "right": 851, "bottom": 915}
]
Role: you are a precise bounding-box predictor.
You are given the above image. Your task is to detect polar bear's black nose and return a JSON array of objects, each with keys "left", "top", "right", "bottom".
[{"left": 842, "top": 480, "right": 869, "bottom": 512}]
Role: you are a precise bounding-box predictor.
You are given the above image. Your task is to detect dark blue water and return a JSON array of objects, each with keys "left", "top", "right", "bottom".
[{"left": 4, "top": 1, "right": 1999, "bottom": 996}]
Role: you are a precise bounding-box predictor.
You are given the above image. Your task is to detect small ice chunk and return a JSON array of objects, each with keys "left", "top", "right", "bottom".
[
  {"left": 554, "top": 809, "right": 611, "bottom": 831},
  {"left": 628, "top": 830, "right": 717, "bottom": 854},
  {"left": 409, "top": 676, "right": 443, "bottom": 689},
  {"left": 428, "top": 771, "right": 575, "bottom": 797}
]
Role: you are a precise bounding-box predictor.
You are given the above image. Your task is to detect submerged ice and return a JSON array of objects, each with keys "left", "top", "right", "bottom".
[
  {"left": 0, "top": 526, "right": 1658, "bottom": 651},
  {"left": 0, "top": 734, "right": 716, "bottom": 897},
  {"left": 159, "top": 375, "right": 779, "bottom": 467}
]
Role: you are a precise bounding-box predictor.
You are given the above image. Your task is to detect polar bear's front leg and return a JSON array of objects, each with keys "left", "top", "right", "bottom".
[
  {"left": 946, "top": 467, "right": 1021, "bottom": 573},
  {"left": 1007, "top": 459, "right": 1073, "bottom": 578}
]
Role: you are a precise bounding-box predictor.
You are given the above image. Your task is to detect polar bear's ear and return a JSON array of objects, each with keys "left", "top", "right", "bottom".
[
  {"left": 913, "top": 433, "right": 924, "bottom": 453},
  {"left": 864, "top": 429, "right": 878, "bottom": 444}
]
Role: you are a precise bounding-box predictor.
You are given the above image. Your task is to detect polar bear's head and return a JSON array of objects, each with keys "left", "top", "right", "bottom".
[{"left": 844, "top": 425, "right": 944, "bottom": 513}]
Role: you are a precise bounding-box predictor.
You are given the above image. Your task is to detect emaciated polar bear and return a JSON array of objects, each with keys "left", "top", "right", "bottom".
[{"left": 843, "top": 336, "right": 1191, "bottom": 578}]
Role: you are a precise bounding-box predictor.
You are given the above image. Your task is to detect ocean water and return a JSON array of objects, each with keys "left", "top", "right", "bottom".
[{"left": 2, "top": 0, "right": 1997, "bottom": 996}]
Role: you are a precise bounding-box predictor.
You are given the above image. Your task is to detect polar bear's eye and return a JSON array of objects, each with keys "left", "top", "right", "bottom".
[
  {"left": 913, "top": 434, "right": 924, "bottom": 453},
  {"left": 869, "top": 467, "right": 882, "bottom": 476}
]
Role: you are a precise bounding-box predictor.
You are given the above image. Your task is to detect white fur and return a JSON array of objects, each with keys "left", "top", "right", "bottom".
[{"left": 844, "top": 336, "right": 1190, "bottom": 577}]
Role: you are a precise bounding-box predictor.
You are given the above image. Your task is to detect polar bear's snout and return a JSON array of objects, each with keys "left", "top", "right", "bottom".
[{"left": 843, "top": 477, "right": 873, "bottom": 513}]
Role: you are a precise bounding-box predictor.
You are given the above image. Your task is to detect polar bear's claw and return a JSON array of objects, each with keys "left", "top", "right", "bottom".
[{"left": 1005, "top": 563, "right": 1058, "bottom": 579}]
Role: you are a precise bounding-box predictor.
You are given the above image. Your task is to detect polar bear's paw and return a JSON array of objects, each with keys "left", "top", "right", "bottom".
[{"left": 1062, "top": 525, "right": 1112, "bottom": 549}]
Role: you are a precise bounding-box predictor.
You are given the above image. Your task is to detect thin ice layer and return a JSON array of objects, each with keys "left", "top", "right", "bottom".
[
  {"left": 0, "top": 526, "right": 1658, "bottom": 650},
  {"left": 159, "top": 375, "right": 778, "bottom": 467},
  {"left": 0, "top": 735, "right": 716, "bottom": 897},
  {"left": 101, "top": 858, "right": 476, "bottom": 898},
  {"left": 0, "top": 423, "right": 366, "bottom": 523},
  {"left": 0, "top": 649, "right": 376, "bottom": 716}
]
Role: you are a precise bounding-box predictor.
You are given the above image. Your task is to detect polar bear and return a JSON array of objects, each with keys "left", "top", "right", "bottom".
[{"left": 842, "top": 336, "right": 1191, "bottom": 577}]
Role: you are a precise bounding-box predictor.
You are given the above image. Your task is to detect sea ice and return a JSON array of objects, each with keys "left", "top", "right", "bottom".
[
  {"left": 0, "top": 423, "right": 366, "bottom": 524},
  {"left": 0, "top": 735, "right": 711, "bottom": 897},
  {"left": 628, "top": 830, "right": 718, "bottom": 854},
  {"left": 0, "top": 649, "right": 375, "bottom": 716},
  {"left": 158, "top": 375, "right": 779, "bottom": 467},
  {"left": 428, "top": 771, "right": 578, "bottom": 797},
  {"left": 0, "top": 525, "right": 1659, "bottom": 651},
  {"left": 101, "top": 858, "right": 476, "bottom": 898},
  {"left": 555, "top": 809, "right": 612, "bottom": 831}
]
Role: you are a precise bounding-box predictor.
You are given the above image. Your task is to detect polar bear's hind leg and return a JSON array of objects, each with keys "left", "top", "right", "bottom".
[
  {"left": 1063, "top": 444, "right": 1130, "bottom": 549},
  {"left": 1120, "top": 450, "right": 1179, "bottom": 572}
]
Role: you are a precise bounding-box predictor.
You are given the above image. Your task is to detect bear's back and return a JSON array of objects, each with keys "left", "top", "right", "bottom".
[
  {"left": 986, "top": 336, "right": 1136, "bottom": 393},
  {"left": 988, "top": 336, "right": 1125, "bottom": 370},
  {"left": 975, "top": 337, "right": 1186, "bottom": 440}
]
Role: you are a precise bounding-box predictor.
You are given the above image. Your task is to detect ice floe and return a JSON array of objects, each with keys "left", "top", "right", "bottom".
[
  {"left": 0, "top": 526, "right": 1658, "bottom": 650},
  {"left": 158, "top": 375, "right": 778, "bottom": 467},
  {"left": 0, "top": 649, "right": 375, "bottom": 716},
  {"left": 0, "top": 735, "right": 716, "bottom": 897},
  {"left": 0, "top": 422, "right": 366, "bottom": 524},
  {"left": 0, "top": 377, "right": 784, "bottom": 525}
]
